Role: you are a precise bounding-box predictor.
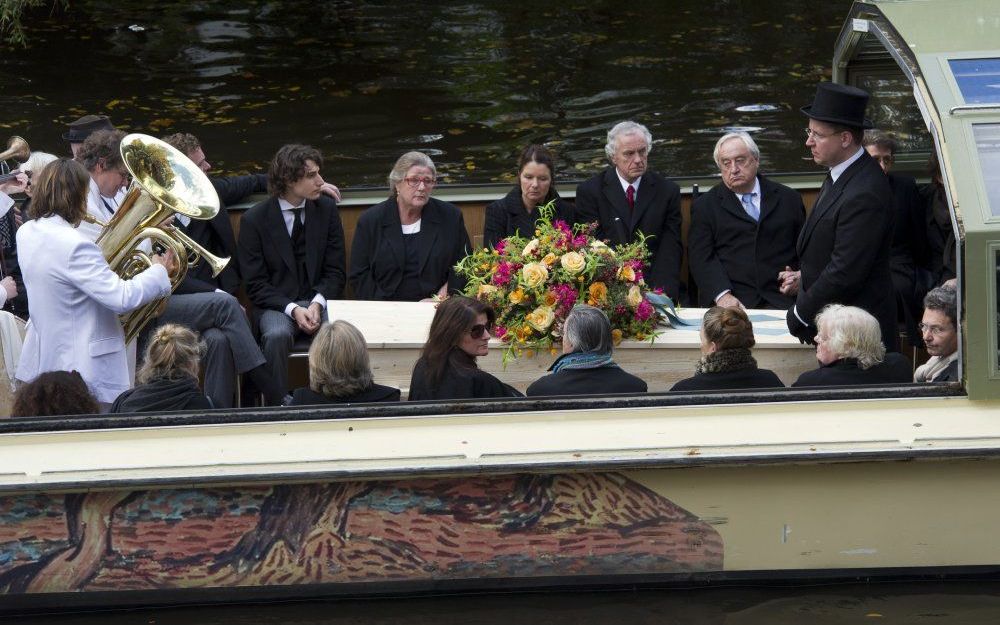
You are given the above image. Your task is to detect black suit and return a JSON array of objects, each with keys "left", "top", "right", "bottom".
[
  {"left": 174, "top": 174, "right": 265, "bottom": 296},
  {"left": 239, "top": 194, "right": 346, "bottom": 313},
  {"left": 688, "top": 176, "right": 805, "bottom": 308},
  {"left": 574, "top": 167, "right": 682, "bottom": 298},
  {"left": 788, "top": 151, "right": 897, "bottom": 349},
  {"left": 349, "top": 197, "right": 471, "bottom": 301},
  {"left": 483, "top": 187, "right": 574, "bottom": 249},
  {"left": 886, "top": 172, "right": 929, "bottom": 344},
  {"left": 238, "top": 194, "right": 346, "bottom": 394},
  {"left": 792, "top": 353, "right": 912, "bottom": 387}
]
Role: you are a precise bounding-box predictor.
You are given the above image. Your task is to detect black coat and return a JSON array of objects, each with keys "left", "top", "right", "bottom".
[
  {"left": 238, "top": 194, "right": 346, "bottom": 313},
  {"left": 2, "top": 198, "right": 27, "bottom": 319},
  {"left": 670, "top": 367, "right": 784, "bottom": 392},
  {"left": 483, "top": 187, "right": 574, "bottom": 249},
  {"left": 918, "top": 182, "right": 956, "bottom": 286},
  {"left": 688, "top": 176, "right": 805, "bottom": 308},
  {"left": 791, "top": 352, "right": 912, "bottom": 387},
  {"left": 349, "top": 197, "right": 471, "bottom": 301},
  {"left": 574, "top": 167, "right": 682, "bottom": 298},
  {"left": 110, "top": 376, "right": 213, "bottom": 413},
  {"left": 175, "top": 174, "right": 265, "bottom": 296},
  {"left": 526, "top": 364, "right": 647, "bottom": 397},
  {"left": 290, "top": 383, "right": 401, "bottom": 406},
  {"left": 788, "top": 152, "right": 897, "bottom": 349},
  {"left": 886, "top": 173, "right": 930, "bottom": 343},
  {"left": 408, "top": 356, "right": 522, "bottom": 401}
]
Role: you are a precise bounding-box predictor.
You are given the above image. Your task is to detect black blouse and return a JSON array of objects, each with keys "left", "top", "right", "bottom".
[{"left": 483, "top": 187, "right": 574, "bottom": 249}]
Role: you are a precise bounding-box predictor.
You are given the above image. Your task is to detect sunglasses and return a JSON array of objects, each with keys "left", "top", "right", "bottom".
[{"left": 469, "top": 323, "right": 492, "bottom": 339}]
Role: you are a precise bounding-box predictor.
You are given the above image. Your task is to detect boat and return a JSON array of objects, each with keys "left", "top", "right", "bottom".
[{"left": 0, "top": 0, "right": 998, "bottom": 614}]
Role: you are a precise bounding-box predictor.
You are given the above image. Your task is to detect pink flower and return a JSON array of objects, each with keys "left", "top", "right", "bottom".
[
  {"left": 495, "top": 239, "right": 507, "bottom": 255},
  {"left": 553, "top": 219, "right": 573, "bottom": 234},
  {"left": 494, "top": 325, "right": 508, "bottom": 339},
  {"left": 635, "top": 299, "right": 654, "bottom": 321}
]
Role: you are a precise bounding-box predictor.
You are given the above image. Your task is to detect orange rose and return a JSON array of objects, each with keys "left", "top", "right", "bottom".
[
  {"left": 611, "top": 328, "right": 623, "bottom": 346},
  {"left": 618, "top": 265, "right": 636, "bottom": 282},
  {"left": 541, "top": 252, "right": 558, "bottom": 266},
  {"left": 542, "top": 291, "right": 558, "bottom": 307},
  {"left": 509, "top": 288, "right": 526, "bottom": 304},
  {"left": 587, "top": 282, "right": 608, "bottom": 305}
]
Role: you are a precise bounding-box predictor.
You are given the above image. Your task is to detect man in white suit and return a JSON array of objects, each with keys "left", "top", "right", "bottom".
[{"left": 15, "top": 159, "right": 174, "bottom": 409}]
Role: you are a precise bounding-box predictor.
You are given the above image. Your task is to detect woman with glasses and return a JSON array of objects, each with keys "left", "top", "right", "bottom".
[
  {"left": 349, "top": 151, "right": 472, "bottom": 301},
  {"left": 791, "top": 304, "right": 911, "bottom": 388},
  {"left": 408, "top": 296, "right": 521, "bottom": 401},
  {"left": 483, "top": 144, "right": 573, "bottom": 249},
  {"left": 110, "top": 324, "right": 212, "bottom": 413}
]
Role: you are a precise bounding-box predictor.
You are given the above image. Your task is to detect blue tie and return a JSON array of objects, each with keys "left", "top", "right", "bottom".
[{"left": 741, "top": 192, "right": 759, "bottom": 221}]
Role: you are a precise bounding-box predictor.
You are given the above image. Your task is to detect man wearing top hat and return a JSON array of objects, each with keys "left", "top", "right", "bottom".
[
  {"left": 63, "top": 114, "right": 115, "bottom": 157},
  {"left": 785, "top": 82, "right": 897, "bottom": 350}
]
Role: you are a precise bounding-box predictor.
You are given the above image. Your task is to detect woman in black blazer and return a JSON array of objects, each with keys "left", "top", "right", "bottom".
[
  {"left": 290, "top": 320, "right": 400, "bottom": 406},
  {"left": 671, "top": 307, "right": 784, "bottom": 392},
  {"left": 349, "top": 151, "right": 471, "bottom": 301},
  {"left": 409, "top": 296, "right": 521, "bottom": 401},
  {"left": 483, "top": 144, "right": 574, "bottom": 249}
]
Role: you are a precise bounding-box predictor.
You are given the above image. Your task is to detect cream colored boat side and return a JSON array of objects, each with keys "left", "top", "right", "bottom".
[{"left": 0, "top": 395, "right": 989, "bottom": 492}]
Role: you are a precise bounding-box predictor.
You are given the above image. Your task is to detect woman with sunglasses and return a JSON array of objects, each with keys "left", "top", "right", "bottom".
[
  {"left": 349, "top": 151, "right": 472, "bottom": 301},
  {"left": 408, "top": 296, "right": 522, "bottom": 401}
]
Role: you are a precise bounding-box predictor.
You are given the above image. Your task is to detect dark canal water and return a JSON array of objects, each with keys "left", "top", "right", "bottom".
[
  {"left": 8, "top": 582, "right": 1000, "bottom": 623},
  {"left": 0, "top": 0, "right": 851, "bottom": 186}
]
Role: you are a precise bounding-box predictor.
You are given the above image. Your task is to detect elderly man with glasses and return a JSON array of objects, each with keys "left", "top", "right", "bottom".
[{"left": 785, "top": 83, "right": 897, "bottom": 351}]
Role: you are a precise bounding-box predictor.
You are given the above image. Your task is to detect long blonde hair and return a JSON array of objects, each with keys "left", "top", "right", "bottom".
[{"left": 137, "top": 324, "right": 203, "bottom": 384}]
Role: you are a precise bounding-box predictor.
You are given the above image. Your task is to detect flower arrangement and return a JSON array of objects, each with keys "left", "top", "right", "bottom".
[{"left": 454, "top": 201, "right": 663, "bottom": 364}]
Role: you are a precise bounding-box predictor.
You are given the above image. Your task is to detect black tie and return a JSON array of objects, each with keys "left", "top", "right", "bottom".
[
  {"left": 814, "top": 174, "right": 833, "bottom": 210},
  {"left": 290, "top": 207, "right": 303, "bottom": 241},
  {"left": 101, "top": 197, "right": 115, "bottom": 215}
]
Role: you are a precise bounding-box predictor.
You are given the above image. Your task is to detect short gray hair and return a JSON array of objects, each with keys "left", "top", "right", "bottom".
[
  {"left": 20, "top": 151, "right": 58, "bottom": 175},
  {"left": 815, "top": 304, "right": 885, "bottom": 370},
  {"left": 604, "top": 121, "right": 653, "bottom": 162},
  {"left": 564, "top": 305, "right": 613, "bottom": 354},
  {"left": 923, "top": 285, "right": 957, "bottom": 327},
  {"left": 388, "top": 151, "right": 436, "bottom": 188},
  {"left": 712, "top": 132, "right": 760, "bottom": 169}
]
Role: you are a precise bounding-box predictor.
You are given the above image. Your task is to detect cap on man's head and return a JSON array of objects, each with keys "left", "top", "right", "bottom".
[
  {"left": 62, "top": 114, "right": 115, "bottom": 143},
  {"left": 801, "top": 82, "right": 874, "bottom": 129}
]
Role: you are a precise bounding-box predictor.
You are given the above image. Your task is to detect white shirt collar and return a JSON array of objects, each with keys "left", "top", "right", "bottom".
[
  {"left": 732, "top": 177, "right": 761, "bottom": 205},
  {"left": 615, "top": 168, "right": 641, "bottom": 195},
  {"left": 278, "top": 196, "right": 305, "bottom": 211},
  {"left": 829, "top": 147, "right": 865, "bottom": 183}
]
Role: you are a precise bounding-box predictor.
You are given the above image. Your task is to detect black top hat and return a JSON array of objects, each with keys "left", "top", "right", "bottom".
[
  {"left": 801, "top": 82, "right": 873, "bottom": 129},
  {"left": 62, "top": 114, "right": 115, "bottom": 143}
]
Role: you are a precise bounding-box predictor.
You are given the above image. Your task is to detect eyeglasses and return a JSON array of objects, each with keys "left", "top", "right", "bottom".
[
  {"left": 469, "top": 323, "right": 492, "bottom": 339},
  {"left": 919, "top": 322, "right": 953, "bottom": 336},
  {"left": 403, "top": 176, "right": 436, "bottom": 188},
  {"left": 804, "top": 128, "right": 837, "bottom": 141}
]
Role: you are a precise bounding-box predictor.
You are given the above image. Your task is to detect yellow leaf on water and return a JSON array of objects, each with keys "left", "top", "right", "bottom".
[
  {"left": 106, "top": 99, "right": 123, "bottom": 109},
  {"left": 288, "top": 86, "right": 301, "bottom": 92},
  {"left": 447, "top": 128, "right": 465, "bottom": 135}
]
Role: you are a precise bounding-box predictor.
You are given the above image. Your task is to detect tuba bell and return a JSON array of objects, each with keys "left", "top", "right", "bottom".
[
  {"left": 0, "top": 136, "right": 30, "bottom": 166},
  {"left": 84, "top": 133, "right": 229, "bottom": 343}
]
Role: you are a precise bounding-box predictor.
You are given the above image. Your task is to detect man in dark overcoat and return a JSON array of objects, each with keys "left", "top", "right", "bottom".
[
  {"left": 688, "top": 131, "right": 805, "bottom": 309},
  {"left": 574, "top": 121, "right": 683, "bottom": 300},
  {"left": 785, "top": 82, "right": 897, "bottom": 350}
]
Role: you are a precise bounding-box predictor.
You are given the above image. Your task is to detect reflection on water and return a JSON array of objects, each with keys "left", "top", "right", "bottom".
[
  {"left": 0, "top": 0, "right": 853, "bottom": 184},
  {"left": 10, "top": 582, "right": 1000, "bottom": 624}
]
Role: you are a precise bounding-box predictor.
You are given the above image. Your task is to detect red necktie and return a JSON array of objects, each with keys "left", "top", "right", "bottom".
[{"left": 626, "top": 185, "right": 635, "bottom": 212}]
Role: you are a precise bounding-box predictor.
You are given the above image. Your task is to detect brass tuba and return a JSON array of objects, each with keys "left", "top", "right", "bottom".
[
  {"left": 85, "top": 133, "right": 229, "bottom": 343},
  {"left": 0, "top": 136, "right": 29, "bottom": 165}
]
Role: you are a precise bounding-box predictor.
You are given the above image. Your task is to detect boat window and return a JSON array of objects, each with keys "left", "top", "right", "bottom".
[
  {"left": 949, "top": 58, "right": 1000, "bottom": 105},
  {"left": 972, "top": 124, "right": 1000, "bottom": 218},
  {"left": 853, "top": 73, "right": 932, "bottom": 155}
]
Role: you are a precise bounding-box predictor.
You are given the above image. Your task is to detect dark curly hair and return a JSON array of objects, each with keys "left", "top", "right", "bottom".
[
  {"left": 268, "top": 144, "right": 323, "bottom": 197},
  {"left": 12, "top": 370, "right": 99, "bottom": 417}
]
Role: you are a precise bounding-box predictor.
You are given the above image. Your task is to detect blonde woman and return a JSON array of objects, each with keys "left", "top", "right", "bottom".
[
  {"left": 792, "top": 304, "right": 911, "bottom": 387},
  {"left": 291, "top": 320, "right": 400, "bottom": 406},
  {"left": 110, "top": 324, "right": 212, "bottom": 413}
]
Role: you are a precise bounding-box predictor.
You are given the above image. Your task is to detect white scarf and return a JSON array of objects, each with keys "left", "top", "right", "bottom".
[{"left": 913, "top": 351, "right": 958, "bottom": 382}]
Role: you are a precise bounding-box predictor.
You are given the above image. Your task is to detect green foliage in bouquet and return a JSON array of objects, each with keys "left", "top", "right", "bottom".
[{"left": 454, "top": 201, "right": 662, "bottom": 364}]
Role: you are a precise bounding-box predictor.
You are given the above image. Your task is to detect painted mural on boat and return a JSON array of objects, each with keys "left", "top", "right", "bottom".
[{"left": 0, "top": 472, "right": 723, "bottom": 594}]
